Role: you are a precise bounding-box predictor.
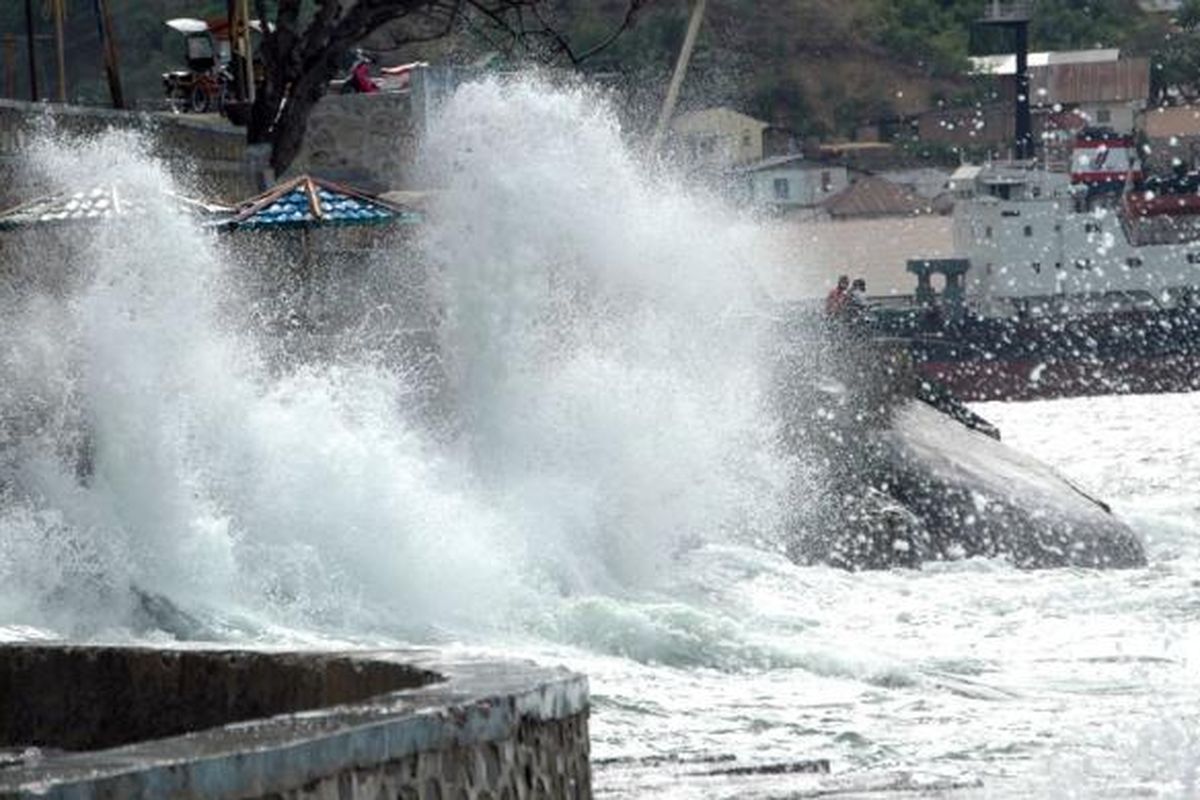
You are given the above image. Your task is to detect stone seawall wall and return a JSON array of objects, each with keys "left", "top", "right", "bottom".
[
  {"left": 0, "top": 92, "right": 419, "bottom": 210},
  {"left": 271, "top": 713, "right": 590, "bottom": 800},
  {"left": 0, "top": 98, "right": 259, "bottom": 207},
  {"left": 0, "top": 645, "right": 591, "bottom": 800},
  {"left": 287, "top": 92, "right": 419, "bottom": 192}
]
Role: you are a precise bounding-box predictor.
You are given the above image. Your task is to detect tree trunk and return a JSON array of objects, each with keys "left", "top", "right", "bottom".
[{"left": 265, "top": 55, "right": 343, "bottom": 176}]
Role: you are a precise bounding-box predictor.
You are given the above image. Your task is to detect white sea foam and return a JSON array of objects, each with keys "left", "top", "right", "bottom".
[
  {"left": 0, "top": 77, "right": 798, "bottom": 643},
  {"left": 3, "top": 77, "right": 1199, "bottom": 799}
]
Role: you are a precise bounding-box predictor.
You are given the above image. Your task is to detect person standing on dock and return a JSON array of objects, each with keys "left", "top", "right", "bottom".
[{"left": 825, "top": 274, "right": 850, "bottom": 318}]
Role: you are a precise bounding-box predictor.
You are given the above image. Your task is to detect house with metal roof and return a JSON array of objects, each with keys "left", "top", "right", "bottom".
[
  {"left": 671, "top": 107, "right": 770, "bottom": 170},
  {"left": 822, "top": 175, "right": 933, "bottom": 220},
  {"left": 969, "top": 49, "right": 1150, "bottom": 134},
  {"left": 734, "top": 155, "right": 850, "bottom": 212}
]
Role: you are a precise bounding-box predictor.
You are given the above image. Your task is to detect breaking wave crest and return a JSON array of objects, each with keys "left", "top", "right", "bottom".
[{"left": 0, "top": 77, "right": 801, "bottom": 652}]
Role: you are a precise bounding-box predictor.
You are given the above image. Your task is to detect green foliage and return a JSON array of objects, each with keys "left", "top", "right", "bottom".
[{"left": 0, "top": 0, "right": 1189, "bottom": 142}]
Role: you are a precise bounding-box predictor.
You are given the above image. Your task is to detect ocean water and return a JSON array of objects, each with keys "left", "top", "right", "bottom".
[{"left": 0, "top": 78, "right": 1197, "bottom": 799}]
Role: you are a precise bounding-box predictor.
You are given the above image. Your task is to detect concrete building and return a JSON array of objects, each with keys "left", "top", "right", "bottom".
[
  {"left": 1142, "top": 104, "right": 1200, "bottom": 169},
  {"left": 917, "top": 50, "right": 1150, "bottom": 152},
  {"left": 671, "top": 107, "right": 769, "bottom": 169},
  {"left": 737, "top": 155, "right": 849, "bottom": 210},
  {"left": 971, "top": 49, "right": 1150, "bottom": 134}
]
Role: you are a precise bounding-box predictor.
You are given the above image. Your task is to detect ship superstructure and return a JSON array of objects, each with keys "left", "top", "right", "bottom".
[{"left": 953, "top": 132, "right": 1200, "bottom": 322}]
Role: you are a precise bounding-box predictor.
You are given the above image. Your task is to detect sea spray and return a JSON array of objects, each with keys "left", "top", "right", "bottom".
[
  {"left": 0, "top": 76, "right": 807, "bottom": 647},
  {"left": 421, "top": 76, "right": 795, "bottom": 596},
  {"left": 0, "top": 132, "right": 517, "bottom": 637}
]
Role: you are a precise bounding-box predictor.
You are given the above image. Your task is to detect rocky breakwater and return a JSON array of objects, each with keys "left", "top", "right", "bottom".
[
  {"left": 777, "top": 323, "right": 1146, "bottom": 570},
  {"left": 0, "top": 645, "right": 590, "bottom": 800}
]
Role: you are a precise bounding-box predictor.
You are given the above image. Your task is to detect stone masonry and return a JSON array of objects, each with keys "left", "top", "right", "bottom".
[{"left": 0, "top": 645, "right": 591, "bottom": 800}]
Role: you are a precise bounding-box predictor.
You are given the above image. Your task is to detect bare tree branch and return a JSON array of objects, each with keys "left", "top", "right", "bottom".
[{"left": 247, "top": 0, "right": 648, "bottom": 175}]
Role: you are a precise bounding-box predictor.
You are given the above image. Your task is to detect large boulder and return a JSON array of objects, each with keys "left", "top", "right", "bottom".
[{"left": 777, "top": 329, "right": 1145, "bottom": 570}]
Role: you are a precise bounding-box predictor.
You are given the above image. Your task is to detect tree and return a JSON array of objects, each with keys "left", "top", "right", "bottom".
[
  {"left": 1148, "top": 0, "right": 1200, "bottom": 104},
  {"left": 248, "top": 0, "right": 647, "bottom": 176}
]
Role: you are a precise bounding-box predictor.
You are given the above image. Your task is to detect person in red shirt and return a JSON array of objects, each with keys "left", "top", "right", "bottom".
[
  {"left": 348, "top": 51, "right": 379, "bottom": 94},
  {"left": 825, "top": 274, "right": 850, "bottom": 318}
]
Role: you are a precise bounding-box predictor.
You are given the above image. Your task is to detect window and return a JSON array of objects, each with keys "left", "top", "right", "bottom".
[
  {"left": 821, "top": 171, "right": 832, "bottom": 192},
  {"left": 985, "top": 226, "right": 993, "bottom": 239},
  {"left": 1024, "top": 225, "right": 1033, "bottom": 237},
  {"left": 1075, "top": 258, "right": 1093, "bottom": 270},
  {"left": 742, "top": 131, "right": 752, "bottom": 148},
  {"left": 773, "top": 178, "right": 790, "bottom": 200},
  {"left": 1188, "top": 253, "right": 1200, "bottom": 264},
  {"left": 1031, "top": 261, "right": 1042, "bottom": 273},
  {"left": 1085, "top": 222, "right": 1101, "bottom": 233},
  {"left": 1031, "top": 185, "right": 1042, "bottom": 198},
  {"left": 1096, "top": 108, "right": 1112, "bottom": 124},
  {"left": 1127, "top": 257, "right": 1144, "bottom": 268}
]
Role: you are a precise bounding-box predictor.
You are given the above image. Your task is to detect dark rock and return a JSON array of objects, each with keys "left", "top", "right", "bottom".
[{"left": 776, "top": 326, "right": 1145, "bottom": 570}]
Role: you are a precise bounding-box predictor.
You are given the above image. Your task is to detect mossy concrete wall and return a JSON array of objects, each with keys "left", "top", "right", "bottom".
[
  {"left": 0, "top": 645, "right": 590, "bottom": 800},
  {"left": 0, "top": 98, "right": 258, "bottom": 206},
  {"left": 0, "top": 91, "right": 421, "bottom": 210}
]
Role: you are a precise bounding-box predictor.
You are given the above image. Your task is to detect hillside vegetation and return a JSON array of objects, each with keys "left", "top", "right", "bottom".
[
  {"left": 565, "top": 0, "right": 1169, "bottom": 136},
  {"left": 0, "top": 0, "right": 1176, "bottom": 138}
]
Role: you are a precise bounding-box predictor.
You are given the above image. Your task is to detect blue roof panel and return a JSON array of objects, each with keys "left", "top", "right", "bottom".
[{"left": 231, "top": 176, "right": 412, "bottom": 230}]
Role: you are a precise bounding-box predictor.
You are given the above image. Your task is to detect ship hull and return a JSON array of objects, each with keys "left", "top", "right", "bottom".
[
  {"left": 916, "top": 352, "right": 1200, "bottom": 401},
  {"left": 889, "top": 307, "right": 1200, "bottom": 401}
]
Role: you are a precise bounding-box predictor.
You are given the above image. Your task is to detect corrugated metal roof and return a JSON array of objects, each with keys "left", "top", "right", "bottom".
[
  {"left": 1029, "top": 58, "right": 1150, "bottom": 105},
  {"left": 0, "top": 186, "right": 231, "bottom": 230},
  {"left": 223, "top": 175, "right": 420, "bottom": 230},
  {"left": 822, "top": 176, "right": 931, "bottom": 219}
]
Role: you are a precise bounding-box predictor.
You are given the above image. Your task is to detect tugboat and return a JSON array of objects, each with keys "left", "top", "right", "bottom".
[{"left": 870, "top": 2, "right": 1200, "bottom": 401}]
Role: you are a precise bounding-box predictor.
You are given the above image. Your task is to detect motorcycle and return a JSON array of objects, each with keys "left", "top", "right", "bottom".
[{"left": 162, "top": 18, "right": 233, "bottom": 113}]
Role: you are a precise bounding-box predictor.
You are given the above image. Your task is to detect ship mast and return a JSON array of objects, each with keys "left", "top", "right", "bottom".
[{"left": 979, "top": 0, "right": 1034, "bottom": 161}]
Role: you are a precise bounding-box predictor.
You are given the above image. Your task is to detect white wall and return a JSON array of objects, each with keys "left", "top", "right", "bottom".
[
  {"left": 1077, "top": 102, "right": 1137, "bottom": 133},
  {"left": 749, "top": 166, "right": 848, "bottom": 207}
]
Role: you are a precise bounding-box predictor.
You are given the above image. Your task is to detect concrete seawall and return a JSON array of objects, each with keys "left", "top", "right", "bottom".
[
  {"left": 0, "top": 645, "right": 590, "bottom": 799},
  {"left": 0, "top": 91, "right": 421, "bottom": 209},
  {"left": 0, "top": 99, "right": 259, "bottom": 206}
]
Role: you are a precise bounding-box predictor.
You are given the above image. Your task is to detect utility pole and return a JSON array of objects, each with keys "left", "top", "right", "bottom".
[
  {"left": 227, "top": 0, "right": 255, "bottom": 103},
  {"left": 241, "top": 0, "right": 255, "bottom": 102},
  {"left": 93, "top": 0, "right": 125, "bottom": 109},
  {"left": 651, "top": 0, "right": 707, "bottom": 151},
  {"left": 24, "top": 0, "right": 39, "bottom": 101},
  {"left": 52, "top": 0, "right": 67, "bottom": 103}
]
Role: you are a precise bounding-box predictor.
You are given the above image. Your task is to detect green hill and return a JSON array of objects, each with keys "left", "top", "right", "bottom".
[{"left": 0, "top": 0, "right": 1174, "bottom": 138}]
